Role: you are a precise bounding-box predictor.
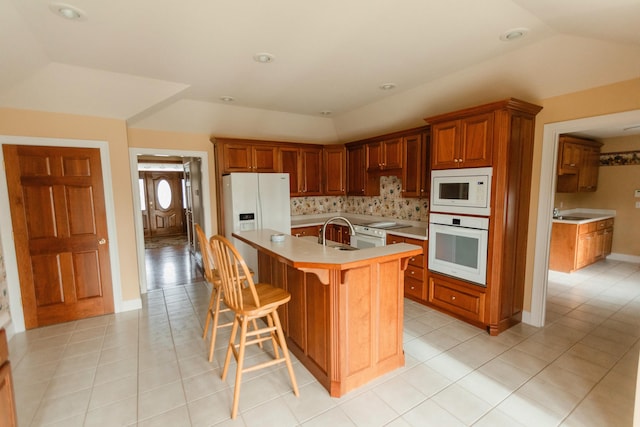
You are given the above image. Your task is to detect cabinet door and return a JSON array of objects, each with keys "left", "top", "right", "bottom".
[
  {"left": 402, "top": 133, "right": 428, "bottom": 198},
  {"left": 578, "top": 146, "right": 599, "bottom": 192},
  {"left": 576, "top": 232, "right": 594, "bottom": 269},
  {"left": 431, "top": 120, "right": 460, "bottom": 169},
  {"left": 366, "top": 142, "right": 383, "bottom": 172},
  {"left": 460, "top": 113, "right": 493, "bottom": 167},
  {"left": 222, "top": 144, "right": 253, "bottom": 172},
  {"left": 347, "top": 145, "right": 366, "bottom": 195},
  {"left": 558, "top": 140, "right": 581, "bottom": 175},
  {"left": 324, "top": 146, "right": 346, "bottom": 195},
  {"left": 382, "top": 138, "right": 403, "bottom": 170},
  {"left": 301, "top": 147, "right": 322, "bottom": 195},
  {"left": 252, "top": 146, "right": 278, "bottom": 172},
  {"left": 280, "top": 147, "right": 301, "bottom": 195},
  {"left": 603, "top": 227, "right": 613, "bottom": 256}
]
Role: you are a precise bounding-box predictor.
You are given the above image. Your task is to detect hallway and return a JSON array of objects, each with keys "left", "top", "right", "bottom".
[{"left": 144, "top": 239, "right": 203, "bottom": 290}]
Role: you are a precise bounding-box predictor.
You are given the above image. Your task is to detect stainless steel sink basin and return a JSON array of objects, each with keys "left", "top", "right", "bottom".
[{"left": 334, "top": 246, "right": 358, "bottom": 251}]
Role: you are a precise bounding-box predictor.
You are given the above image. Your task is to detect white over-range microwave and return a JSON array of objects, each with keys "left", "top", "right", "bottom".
[{"left": 430, "top": 167, "right": 492, "bottom": 216}]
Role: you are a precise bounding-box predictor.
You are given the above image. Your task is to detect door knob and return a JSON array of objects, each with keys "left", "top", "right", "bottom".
[{"left": 98, "top": 238, "right": 107, "bottom": 245}]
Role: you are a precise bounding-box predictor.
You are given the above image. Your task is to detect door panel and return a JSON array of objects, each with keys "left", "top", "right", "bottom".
[
  {"left": 3, "top": 145, "right": 114, "bottom": 329},
  {"left": 144, "top": 172, "right": 184, "bottom": 237}
]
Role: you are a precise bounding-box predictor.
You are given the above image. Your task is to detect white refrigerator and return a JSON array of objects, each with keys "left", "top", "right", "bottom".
[{"left": 222, "top": 173, "right": 291, "bottom": 281}]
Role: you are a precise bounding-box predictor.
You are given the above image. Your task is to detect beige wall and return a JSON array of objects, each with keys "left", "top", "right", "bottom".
[
  {"left": 554, "top": 134, "right": 640, "bottom": 256},
  {"left": 524, "top": 78, "right": 640, "bottom": 310},
  {"left": 0, "top": 108, "right": 140, "bottom": 302},
  {"left": 126, "top": 128, "right": 219, "bottom": 234}
]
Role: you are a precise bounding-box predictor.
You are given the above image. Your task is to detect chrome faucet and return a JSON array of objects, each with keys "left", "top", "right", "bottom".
[{"left": 318, "top": 216, "right": 356, "bottom": 245}]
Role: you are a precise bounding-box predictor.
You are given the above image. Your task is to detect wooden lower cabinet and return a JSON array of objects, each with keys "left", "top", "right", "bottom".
[
  {"left": 387, "top": 235, "right": 427, "bottom": 302},
  {"left": 549, "top": 218, "right": 614, "bottom": 273},
  {"left": 428, "top": 274, "right": 486, "bottom": 326},
  {"left": 257, "top": 251, "right": 406, "bottom": 397},
  {"left": 0, "top": 329, "right": 17, "bottom": 427}
]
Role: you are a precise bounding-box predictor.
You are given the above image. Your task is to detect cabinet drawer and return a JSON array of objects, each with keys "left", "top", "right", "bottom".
[
  {"left": 429, "top": 278, "right": 485, "bottom": 322},
  {"left": 597, "top": 218, "right": 614, "bottom": 229},
  {"left": 407, "top": 253, "right": 424, "bottom": 268},
  {"left": 404, "top": 277, "right": 426, "bottom": 300},
  {"left": 579, "top": 222, "right": 596, "bottom": 234},
  {"left": 404, "top": 264, "right": 423, "bottom": 281}
]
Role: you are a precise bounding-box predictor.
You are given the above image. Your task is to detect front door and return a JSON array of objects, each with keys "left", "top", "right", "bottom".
[
  {"left": 3, "top": 145, "right": 114, "bottom": 329},
  {"left": 144, "top": 171, "right": 184, "bottom": 236}
]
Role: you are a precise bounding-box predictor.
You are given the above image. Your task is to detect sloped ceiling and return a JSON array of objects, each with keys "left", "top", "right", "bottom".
[{"left": 1, "top": 0, "right": 639, "bottom": 142}]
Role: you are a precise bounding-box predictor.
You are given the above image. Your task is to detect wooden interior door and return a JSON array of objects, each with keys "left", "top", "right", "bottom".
[
  {"left": 144, "top": 171, "right": 184, "bottom": 236},
  {"left": 3, "top": 145, "right": 114, "bottom": 329}
]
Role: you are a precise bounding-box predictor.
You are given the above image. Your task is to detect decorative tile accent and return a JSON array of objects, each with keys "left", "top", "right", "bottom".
[
  {"left": 600, "top": 151, "right": 640, "bottom": 166},
  {"left": 291, "top": 176, "right": 429, "bottom": 221}
]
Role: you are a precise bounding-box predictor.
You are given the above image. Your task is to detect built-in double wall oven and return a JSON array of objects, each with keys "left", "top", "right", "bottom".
[{"left": 428, "top": 167, "right": 492, "bottom": 286}]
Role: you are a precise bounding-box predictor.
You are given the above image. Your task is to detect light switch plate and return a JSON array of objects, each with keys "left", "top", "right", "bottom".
[{"left": 635, "top": 189, "right": 640, "bottom": 198}]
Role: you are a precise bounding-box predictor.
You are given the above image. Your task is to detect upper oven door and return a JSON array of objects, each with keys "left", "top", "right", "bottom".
[
  {"left": 430, "top": 167, "right": 492, "bottom": 216},
  {"left": 428, "top": 221, "right": 488, "bottom": 286}
]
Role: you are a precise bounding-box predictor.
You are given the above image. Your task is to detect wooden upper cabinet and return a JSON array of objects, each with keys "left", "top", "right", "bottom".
[
  {"left": 221, "top": 143, "right": 278, "bottom": 173},
  {"left": 324, "top": 146, "right": 346, "bottom": 195},
  {"left": 556, "top": 135, "right": 602, "bottom": 193},
  {"left": 401, "top": 132, "right": 429, "bottom": 198},
  {"left": 347, "top": 145, "right": 366, "bottom": 196},
  {"left": 279, "top": 146, "right": 323, "bottom": 196},
  {"left": 366, "top": 138, "right": 403, "bottom": 172},
  {"left": 430, "top": 113, "right": 493, "bottom": 169}
]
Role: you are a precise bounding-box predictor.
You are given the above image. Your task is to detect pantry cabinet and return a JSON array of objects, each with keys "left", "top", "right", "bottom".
[
  {"left": 430, "top": 112, "right": 493, "bottom": 169},
  {"left": 424, "top": 98, "right": 542, "bottom": 335},
  {"left": 556, "top": 135, "right": 602, "bottom": 193},
  {"left": 549, "top": 217, "right": 614, "bottom": 273}
]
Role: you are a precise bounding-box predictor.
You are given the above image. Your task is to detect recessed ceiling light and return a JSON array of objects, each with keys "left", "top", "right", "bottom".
[
  {"left": 220, "top": 96, "right": 235, "bottom": 102},
  {"left": 320, "top": 111, "right": 332, "bottom": 116},
  {"left": 500, "top": 27, "right": 529, "bottom": 41},
  {"left": 49, "top": 3, "right": 86, "bottom": 20},
  {"left": 253, "top": 52, "right": 275, "bottom": 63},
  {"left": 379, "top": 83, "right": 396, "bottom": 91}
]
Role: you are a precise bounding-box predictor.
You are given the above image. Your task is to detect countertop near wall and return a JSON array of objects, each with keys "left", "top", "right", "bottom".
[{"left": 291, "top": 213, "right": 428, "bottom": 240}]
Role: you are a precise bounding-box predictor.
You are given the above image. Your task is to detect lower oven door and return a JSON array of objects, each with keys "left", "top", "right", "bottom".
[
  {"left": 428, "top": 222, "right": 488, "bottom": 286},
  {"left": 350, "top": 233, "right": 385, "bottom": 249}
]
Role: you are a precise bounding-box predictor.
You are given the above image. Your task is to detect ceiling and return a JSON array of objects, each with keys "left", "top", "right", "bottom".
[{"left": 1, "top": 0, "right": 639, "bottom": 142}]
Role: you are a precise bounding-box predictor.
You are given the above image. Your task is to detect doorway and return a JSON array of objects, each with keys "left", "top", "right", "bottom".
[
  {"left": 529, "top": 109, "right": 640, "bottom": 327},
  {"left": 129, "top": 149, "right": 212, "bottom": 294}
]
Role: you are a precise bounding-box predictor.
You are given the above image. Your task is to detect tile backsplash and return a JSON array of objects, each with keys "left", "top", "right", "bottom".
[{"left": 291, "top": 176, "right": 429, "bottom": 221}]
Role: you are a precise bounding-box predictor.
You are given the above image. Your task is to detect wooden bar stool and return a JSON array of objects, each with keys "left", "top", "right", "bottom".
[
  {"left": 209, "top": 235, "right": 299, "bottom": 419},
  {"left": 195, "top": 224, "right": 258, "bottom": 362}
]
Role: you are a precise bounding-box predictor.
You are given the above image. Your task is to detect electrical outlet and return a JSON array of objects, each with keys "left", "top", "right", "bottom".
[{"left": 636, "top": 201, "right": 640, "bottom": 209}]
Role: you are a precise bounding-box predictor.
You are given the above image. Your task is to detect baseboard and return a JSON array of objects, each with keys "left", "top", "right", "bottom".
[
  {"left": 119, "top": 298, "right": 142, "bottom": 312},
  {"left": 608, "top": 253, "right": 640, "bottom": 264}
]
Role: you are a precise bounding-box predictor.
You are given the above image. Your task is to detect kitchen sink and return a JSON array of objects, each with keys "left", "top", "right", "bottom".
[
  {"left": 554, "top": 215, "right": 590, "bottom": 221},
  {"left": 334, "top": 246, "right": 358, "bottom": 251}
]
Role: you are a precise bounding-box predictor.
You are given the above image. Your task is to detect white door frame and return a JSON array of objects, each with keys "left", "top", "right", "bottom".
[
  {"left": 129, "top": 147, "right": 212, "bottom": 294},
  {"left": 526, "top": 109, "right": 640, "bottom": 327},
  {"left": 0, "top": 135, "right": 124, "bottom": 335}
]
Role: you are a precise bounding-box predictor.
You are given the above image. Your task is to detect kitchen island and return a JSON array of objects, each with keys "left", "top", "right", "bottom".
[{"left": 232, "top": 229, "right": 422, "bottom": 397}]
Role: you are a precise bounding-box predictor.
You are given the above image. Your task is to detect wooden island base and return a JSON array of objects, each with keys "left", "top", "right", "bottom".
[{"left": 234, "top": 229, "right": 422, "bottom": 397}]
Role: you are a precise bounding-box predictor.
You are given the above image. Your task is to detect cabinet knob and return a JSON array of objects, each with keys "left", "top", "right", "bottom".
[
  {"left": 410, "top": 271, "right": 414, "bottom": 275},
  {"left": 410, "top": 286, "right": 415, "bottom": 290},
  {"left": 451, "top": 296, "right": 456, "bottom": 300}
]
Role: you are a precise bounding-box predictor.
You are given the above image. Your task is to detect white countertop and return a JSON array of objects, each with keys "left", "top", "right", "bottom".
[
  {"left": 552, "top": 209, "right": 616, "bottom": 224},
  {"left": 291, "top": 213, "right": 428, "bottom": 240},
  {"left": 233, "top": 229, "right": 423, "bottom": 270}
]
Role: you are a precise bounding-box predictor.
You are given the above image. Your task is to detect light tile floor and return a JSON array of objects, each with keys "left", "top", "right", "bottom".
[{"left": 8, "top": 259, "right": 639, "bottom": 426}]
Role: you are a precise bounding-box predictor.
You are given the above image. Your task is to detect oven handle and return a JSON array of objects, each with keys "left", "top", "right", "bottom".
[{"left": 429, "top": 222, "right": 488, "bottom": 232}]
